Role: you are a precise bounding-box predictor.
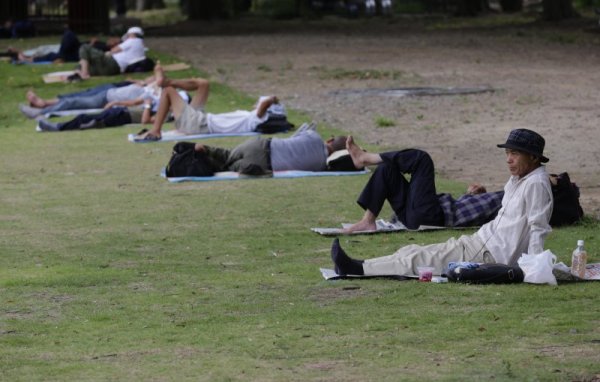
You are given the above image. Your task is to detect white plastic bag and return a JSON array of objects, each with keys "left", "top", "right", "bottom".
[{"left": 517, "top": 250, "right": 558, "bottom": 285}]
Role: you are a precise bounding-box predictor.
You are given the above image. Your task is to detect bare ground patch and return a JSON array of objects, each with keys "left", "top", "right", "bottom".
[{"left": 147, "top": 25, "right": 600, "bottom": 218}]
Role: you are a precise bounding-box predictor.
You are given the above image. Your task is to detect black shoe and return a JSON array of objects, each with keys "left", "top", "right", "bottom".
[
  {"left": 37, "top": 119, "right": 60, "bottom": 132},
  {"left": 67, "top": 73, "right": 82, "bottom": 83}
]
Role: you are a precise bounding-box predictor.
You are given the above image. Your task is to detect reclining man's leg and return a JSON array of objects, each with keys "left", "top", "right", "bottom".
[
  {"left": 344, "top": 141, "right": 444, "bottom": 233},
  {"left": 138, "top": 63, "right": 210, "bottom": 140}
]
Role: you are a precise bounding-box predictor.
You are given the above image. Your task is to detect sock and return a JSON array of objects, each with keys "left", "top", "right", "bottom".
[{"left": 331, "top": 238, "right": 364, "bottom": 275}]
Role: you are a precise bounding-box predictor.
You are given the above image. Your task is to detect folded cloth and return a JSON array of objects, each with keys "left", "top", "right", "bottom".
[{"left": 446, "top": 262, "right": 480, "bottom": 273}]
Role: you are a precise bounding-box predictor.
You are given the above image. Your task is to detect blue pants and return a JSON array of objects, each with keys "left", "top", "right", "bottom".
[
  {"left": 33, "top": 29, "right": 81, "bottom": 62},
  {"left": 356, "top": 149, "right": 444, "bottom": 229},
  {"left": 40, "top": 82, "right": 131, "bottom": 115},
  {"left": 57, "top": 107, "right": 132, "bottom": 131}
]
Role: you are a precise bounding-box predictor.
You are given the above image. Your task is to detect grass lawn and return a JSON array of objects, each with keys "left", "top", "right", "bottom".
[{"left": 0, "top": 39, "right": 599, "bottom": 381}]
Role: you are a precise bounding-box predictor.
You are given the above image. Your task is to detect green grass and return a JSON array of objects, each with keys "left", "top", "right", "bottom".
[
  {"left": 375, "top": 115, "right": 396, "bottom": 127},
  {"left": 1, "top": 41, "right": 599, "bottom": 381}
]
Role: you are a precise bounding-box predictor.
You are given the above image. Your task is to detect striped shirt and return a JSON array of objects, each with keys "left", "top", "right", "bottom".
[{"left": 438, "top": 191, "right": 504, "bottom": 227}]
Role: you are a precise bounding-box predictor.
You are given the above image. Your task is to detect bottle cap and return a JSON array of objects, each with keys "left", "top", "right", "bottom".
[{"left": 577, "top": 240, "right": 584, "bottom": 246}]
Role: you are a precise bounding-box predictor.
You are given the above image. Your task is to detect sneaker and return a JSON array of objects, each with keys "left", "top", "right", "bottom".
[
  {"left": 37, "top": 119, "right": 60, "bottom": 132},
  {"left": 19, "top": 103, "right": 43, "bottom": 119}
]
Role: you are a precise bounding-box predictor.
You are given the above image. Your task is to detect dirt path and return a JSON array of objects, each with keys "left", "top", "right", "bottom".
[{"left": 147, "top": 26, "right": 600, "bottom": 217}]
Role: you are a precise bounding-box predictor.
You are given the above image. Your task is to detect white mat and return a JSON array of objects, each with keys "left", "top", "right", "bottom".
[
  {"left": 319, "top": 268, "right": 413, "bottom": 281},
  {"left": 128, "top": 130, "right": 261, "bottom": 143},
  {"left": 163, "top": 168, "right": 369, "bottom": 183},
  {"left": 44, "top": 108, "right": 104, "bottom": 118},
  {"left": 311, "top": 219, "right": 447, "bottom": 236}
]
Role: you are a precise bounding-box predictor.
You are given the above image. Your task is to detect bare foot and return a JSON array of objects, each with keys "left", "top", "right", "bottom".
[
  {"left": 346, "top": 135, "right": 368, "bottom": 169},
  {"left": 26, "top": 90, "right": 46, "bottom": 108},
  {"left": 342, "top": 218, "right": 377, "bottom": 234},
  {"left": 76, "top": 70, "right": 90, "bottom": 80},
  {"left": 18, "top": 52, "right": 32, "bottom": 62}
]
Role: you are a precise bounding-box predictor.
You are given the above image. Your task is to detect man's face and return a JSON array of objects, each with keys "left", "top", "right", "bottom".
[{"left": 505, "top": 149, "right": 538, "bottom": 178}]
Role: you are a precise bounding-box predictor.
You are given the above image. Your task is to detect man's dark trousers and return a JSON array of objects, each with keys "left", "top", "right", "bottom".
[{"left": 356, "top": 149, "right": 445, "bottom": 230}]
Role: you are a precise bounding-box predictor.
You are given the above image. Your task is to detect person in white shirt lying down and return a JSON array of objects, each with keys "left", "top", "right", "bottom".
[{"left": 134, "top": 63, "right": 284, "bottom": 142}]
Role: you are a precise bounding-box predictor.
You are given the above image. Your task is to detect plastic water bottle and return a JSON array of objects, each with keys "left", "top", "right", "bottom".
[{"left": 571, "top": 240, "right": 588, "bottom": 279}]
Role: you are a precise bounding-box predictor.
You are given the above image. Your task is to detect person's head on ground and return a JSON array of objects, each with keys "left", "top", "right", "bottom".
[
  {"left": 122, "top": 26, "right": 143, "bottom": 41},
  {"left": 497, "top": 128, "right": 548, "bottom": 178},
  {"left": 325, "top": 135, "right": 348, "bottom": 155}
]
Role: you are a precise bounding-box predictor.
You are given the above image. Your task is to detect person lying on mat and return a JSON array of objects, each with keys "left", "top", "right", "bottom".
[
  {"left": 13, "top": 31, "right": 120, "bottom": 64},
  {"left": 134, "top": 63, "right": 283, "bottom": 142},
  {"left": 342, "top": 140, "right": 504, "bottom": 234},
  {"left": 187, "top": 122, "right": 348, "bottom": 175},
  {"left": 330, "top": 128, "right": 553, "bottom": 277},
  {"left": 74, "top": 26, "right": 146, "bottom": 81},
  {"left": 35, "top": 103, "right": 155, "bottom": 132},
  {"left": 19, "top": 72, "right": 160, "bottom": 119},
  {"left": 35, "top": 90, "right": 188, "bottom": 132}
]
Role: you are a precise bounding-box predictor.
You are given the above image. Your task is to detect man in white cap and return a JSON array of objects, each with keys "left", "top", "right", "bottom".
[
  {"left": 74, "top": 26, "right": 146, "bottom": 80},
  {"left": 329, "top": 128, "right": 553, "bottom": 278}
]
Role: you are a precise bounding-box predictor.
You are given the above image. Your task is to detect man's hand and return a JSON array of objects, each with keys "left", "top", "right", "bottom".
[
  {"left": 103, "top": 101, "right": 117, "bottom": 110},
  {"left": 467, "top": 183, "right": 487, "bottom": 195},
  {"left": 194, "top": 143, "right": 205, "bottom": 153}
]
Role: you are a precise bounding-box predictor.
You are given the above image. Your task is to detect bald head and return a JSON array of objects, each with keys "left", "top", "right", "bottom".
[{"left": 326, "top": 135, "right": 348, "bottom": 155}]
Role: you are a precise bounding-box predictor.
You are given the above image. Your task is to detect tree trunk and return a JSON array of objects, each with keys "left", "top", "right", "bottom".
[
  {"left": 187, "top": 0, "right": 218, "bottom": 19},
  {"left": 542, "top": 0, "right": 577, "bottom": 20},
  {"left": 500, "top": 0, "right": 522, "bottom": 12},
  {"left": 455, "top": 0, "right": 485, "bottom": 16},
  {"left": 0, "top": 0, "right": 28, "bottom": 20},
  {"left": 68, "top": 0, "right": 109, "bottom": 33},
  {"left": 115, "top": 0, "right": 127, "bottom": 17}
]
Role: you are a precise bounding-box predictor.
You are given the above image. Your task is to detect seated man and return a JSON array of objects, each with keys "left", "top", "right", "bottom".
[
  {"left": 342, "top": 138, "right": 504, "bottom": 233},
  {"left": 19, "top": 73, "right": 159, "bottom": 119},
  {"left": 330, "top": 128, "right": 553, "bottom": 277},
  {"left": 190, "top": 123, "right": 348, "bottom": 175},
  {"left": 75, "top": 26, "right": 146, "bottom": 80},
  {"left": 134, "top": 64, "right": 282, "bottom": 141}
]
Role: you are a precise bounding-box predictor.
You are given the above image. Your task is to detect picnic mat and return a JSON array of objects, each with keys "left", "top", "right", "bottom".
[
  {"left": 311, "top": 219, "right": 447, "bottom": 236},
  {"left": 319, "top": 268, "right": 412, "bottom": 281},
  {"left": 553, "top": 262, "right": 600, "bottom": 282},
  {"left": 162, "top": 168, "right": 369, "bottom": 183},
  {"left": 42, "top": 62, "right": 192, "bottom": 83},
  {"left": 43, "top": 108, "right": 104, "bottom": 119},
  {"left": 323, "top": 262, "right": 600, "bottom": 283},
  {"left": 128, "top": 130, "right": 261, "bottom": 143}
]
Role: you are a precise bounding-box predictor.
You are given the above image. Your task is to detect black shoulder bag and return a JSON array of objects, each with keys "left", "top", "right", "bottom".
[{"left": 165, "top": 142, "right": 215, "bottom": 178}]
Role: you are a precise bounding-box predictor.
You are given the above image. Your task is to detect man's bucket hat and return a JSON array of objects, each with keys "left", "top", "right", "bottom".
[{"left": 497, "top": 128, "right": 549, "bottom": 163}]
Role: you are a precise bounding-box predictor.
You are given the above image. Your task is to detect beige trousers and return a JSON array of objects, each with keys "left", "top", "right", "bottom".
[{"left": 363, "top": 233, "right": 496, "bottom": 277}]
